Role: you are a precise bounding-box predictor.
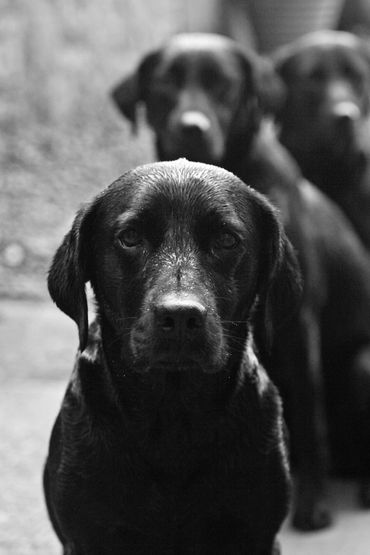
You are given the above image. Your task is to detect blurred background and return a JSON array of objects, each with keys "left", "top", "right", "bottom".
[
  {"left": 1, "top": 0, "right": 186, "bottom": 300},
  {"left": 1, "top": 0, "right": 370, "bottom": 553}
]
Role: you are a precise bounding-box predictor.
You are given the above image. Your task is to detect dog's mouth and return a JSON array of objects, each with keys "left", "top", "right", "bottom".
[
  {"left": 318, "top": 125, "right": 365, "bottom": 164},
  {"left": 160, "top": 114, "right": 226, "bottom": 164},
  {"left": 129, "top": 297, "right": 227, "bottom": 374},
  {"left": 132, "top": 350, "right": 225, "bottom": 375},
  {"left": 133, "top": 355, "right": 207, "bottom": 374},
  {"left": 150, "top": 357, "right": 202, "bottom": 372},
  {"left": 163, "top": 134, "right": 223, "bottom": 164}
]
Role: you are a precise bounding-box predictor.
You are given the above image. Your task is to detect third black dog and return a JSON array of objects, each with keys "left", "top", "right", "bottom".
[
  {"left": 273, "top": 30, "right": 370, "bottom": 251},
  {"left": 111, "top": 33, "right": 370, "bottom": 530}
]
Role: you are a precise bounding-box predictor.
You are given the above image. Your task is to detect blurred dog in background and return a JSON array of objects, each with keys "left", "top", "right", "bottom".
[
  {"left": 273, "top": 30, "right": 370, "bottom": 251},
  {"left": 111, "top": 33, "right": 370, "bottom": 531}
]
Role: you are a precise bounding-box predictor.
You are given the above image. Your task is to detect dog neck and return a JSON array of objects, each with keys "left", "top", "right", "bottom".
[
  {"left": 221, "top": 116, "right": 259, "bottom": 173},
  {"left": 224, "top": 119, "right": 302, "bottom": 199},
  {"left": 72, "top": 315, "right": 266, "bottom": 476}
]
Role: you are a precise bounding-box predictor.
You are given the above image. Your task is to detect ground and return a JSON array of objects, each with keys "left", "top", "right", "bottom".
[{"left": 0, "top": 299, "right": 369, "bottom": 554}]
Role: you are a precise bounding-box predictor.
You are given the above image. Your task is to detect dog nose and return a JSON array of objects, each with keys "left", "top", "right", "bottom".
[
  {"left": 332, "top": 101, "right": 360, "bottom": 125},
  {"left": 154, "top": 296, "right": 207, "bottom": 337},
  {"left": 179, "top": 111, "right": 211, "bottom": 136}
]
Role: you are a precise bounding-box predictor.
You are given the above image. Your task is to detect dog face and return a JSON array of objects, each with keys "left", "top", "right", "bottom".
[
  {"left": 274, "top": 31, "right": 370, "bottom": 162},
  {"left": 48, "top": 160, "right": 299, "bottom": 375},
  {"left": 112, "top": 33, "right": 281, "bottom": 164}
]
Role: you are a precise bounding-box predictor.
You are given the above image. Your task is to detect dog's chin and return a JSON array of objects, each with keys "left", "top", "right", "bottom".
[
  {"left": 151, "top": 359, "right": 202, "bottom": 372},
  {"left": 325, "top": 124, "right": 360, "bottom": 155},
  {"left": 161, "top": 136, "right": 225, "bottom": 165},
  {"left": 131, "top": 354, "right": 226, "bottom": 375}
]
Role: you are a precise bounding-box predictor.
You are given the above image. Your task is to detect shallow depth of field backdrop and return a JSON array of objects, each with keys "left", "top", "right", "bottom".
[
  {"left": 1, "top": 1, "right": 370, "bottom": 554},
  {"left": 1, "top": 0, "right": 218, "bottom": 299}
]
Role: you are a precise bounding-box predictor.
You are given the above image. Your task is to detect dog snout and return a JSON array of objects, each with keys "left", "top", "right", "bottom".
[
  {"left": 165, "top": 105, "right": 225, "bottom": 163},
  {"left": 154, "top": 295, "right": 207, "bottom": 339},
  {"left": 179, "top": 111, "right": 211, "bottom": 137},
  {"left": 325, "top": 81, "right": 361, "bottom": 126},
  {"left": 331, "top": 101, "right": 361, "bottom": 126}
]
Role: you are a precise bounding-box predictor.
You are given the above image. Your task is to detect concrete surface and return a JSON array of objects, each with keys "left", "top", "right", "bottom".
[{"left": 1, "top": 299, "right": 369, "bottom": 554}]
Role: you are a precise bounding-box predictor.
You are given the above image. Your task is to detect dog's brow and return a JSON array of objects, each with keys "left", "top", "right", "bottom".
[
  {"left": 198, "top": 207, "right": 245, "bottom": 236},
  {"left": 114, "top": 210, "right": 139, "bottom": 228},
  {"left": 211, "top": 209, "right": 243, "bottom": 227}
]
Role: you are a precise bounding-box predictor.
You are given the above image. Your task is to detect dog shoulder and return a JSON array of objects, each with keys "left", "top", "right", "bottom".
[
  {"left": 59, "top": 320, "right": 117, "bottom": 433},
  {"left": 242, "top": 121, "right": 303, "bottom": 196},
  {"left": 233, "top": 337, "right": 284, "bottom": 427}
]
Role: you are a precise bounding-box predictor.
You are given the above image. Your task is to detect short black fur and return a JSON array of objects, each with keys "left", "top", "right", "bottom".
[{"left": 44, "top": 159, "right": 298, "bottom": 554}]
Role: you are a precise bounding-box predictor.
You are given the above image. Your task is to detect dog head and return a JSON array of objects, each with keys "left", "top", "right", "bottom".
[
  {"left": 111, "top": 33, "right": 282, "bottom": 164},
  {"left": 48, "top": 160, "right": 300, "bottom": 375},
  {"left": 273, "top": 31, "right": 370, "bottom": 164}
]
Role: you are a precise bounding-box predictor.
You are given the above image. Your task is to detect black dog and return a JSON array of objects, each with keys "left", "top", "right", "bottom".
[
  {"left": 111, "top": 33, "right": 370, "bottom": 531},
  {"left": 273, "top": 30, "right": 370, "bottom": 251},
  {"left": 112, "top": 34, "right": 280, "bottom": 167},
  {"left": 44, "top": 159, "right": 298, "bottom": 555}
]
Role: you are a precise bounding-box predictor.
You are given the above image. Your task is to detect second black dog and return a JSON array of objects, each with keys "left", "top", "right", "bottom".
[{"left": 111, "top": 33, "right": 370, "bottom": 530}]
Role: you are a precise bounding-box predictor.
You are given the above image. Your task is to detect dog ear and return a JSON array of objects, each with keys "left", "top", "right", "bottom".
[
  {"left": 48, "top": 206, "right": 92, "bottom": 352},
  {"left": 252, "top": 54, "right": 286, "bottom": 115},
  {"left": 111, "top": 72, "right": 139, "bottom": 132},
  {"left": 271, "top": 42, "right": 297, "bottom": 81},
  {"left": 358, "top": 37, "right": 370, "bottom": 65},
  {"left": 235, "top": 48, "right": 286, "bottom": 120},
  {"left": 111, "top": 51, "right": 160, "bottom": 133},
  {"left": 356, "top": 39, "right": 370, "bottom": 107},
  {"left": 254, "top": 196, "right": 302, "bottom": 347}
]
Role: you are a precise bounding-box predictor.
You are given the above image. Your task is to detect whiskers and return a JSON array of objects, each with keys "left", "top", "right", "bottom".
[
  {"left": 221, "top": 319, "right": 248, "bottom": 325},
  {"left": 220, "top": 319, "right": 249, "bottom": 354},
  {"left": 112, "top": 315, "right": 138, "bottom": 324}
]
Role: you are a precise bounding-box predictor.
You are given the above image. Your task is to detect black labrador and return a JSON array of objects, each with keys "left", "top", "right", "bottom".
[
  {"left": 111, "top": 33, "right": 370, "bottom": 530},
  {"left": 272, "top": 30, "right": 370, "bottom": 251},
  {"left": 44, "top": 159, "right": 297, "bottom": 555}
]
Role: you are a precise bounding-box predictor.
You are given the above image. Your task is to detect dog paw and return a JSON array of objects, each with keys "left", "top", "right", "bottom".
[{"left": 292, "top": 500, "right": 332, "bottom": 531}]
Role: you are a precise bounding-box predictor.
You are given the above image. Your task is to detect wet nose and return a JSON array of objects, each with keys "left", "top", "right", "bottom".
[
  {"left": 179, "top": 111, "right": 211, "bottom": 136},
  {"left": 332, "top": 101, "right": 360, "bottom": 126},
  {"left": 154, "top": 296, "right": 207, "bottom": 337}
]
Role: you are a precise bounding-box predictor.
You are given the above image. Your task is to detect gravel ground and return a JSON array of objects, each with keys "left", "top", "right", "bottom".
[{"left": 1, "top": 299, "right": 369, "bottom": 554}]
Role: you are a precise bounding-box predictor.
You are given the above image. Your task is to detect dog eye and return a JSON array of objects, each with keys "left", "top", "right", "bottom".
[
  {"left": 117, "top": 227, "right": 142, "bottom": 248},
  {"left": 213, "top": 231, "right": 239, "bottom": 250}
]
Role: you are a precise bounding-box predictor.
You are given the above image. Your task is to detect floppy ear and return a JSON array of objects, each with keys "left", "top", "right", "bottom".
[
  {"left": 48, "top": 206, "right": 92, "bottom": 352},
  {"left": 252, "top": 54, "right": 286, "bottom": 115},
  {"left": 254, "top": 196, "right": 302, "bottom": 347},
  {"left": 271, "top": 42, "right": 297, "bottom": 81},
  {"left": 235, "top": 48, "right": 286, "bottom": 121},
  {"left": 358, "top": 36, "right": 370, "bottom": 66},
  {"left": 111, "top": 73, "right": 140, "bottom": 132},
  {"left": 111, "top": 50, "right": 160, "bottom": 133}
]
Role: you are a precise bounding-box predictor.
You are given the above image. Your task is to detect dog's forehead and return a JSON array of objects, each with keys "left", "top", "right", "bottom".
[
  {"left": 159, "top": 33, "right": 241, "bottom": 71},
  {"left": 299, "top": 31, "right": 360, "bottom": 50},
  {"left": 283, "top": 31, "right": 365, "bottom": 65},
  {"left": 98, "top": 160, "right": 250, "bottom": 223},
  {"left": 165, "top": 33, "right": 236, "bottom": 56}
]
